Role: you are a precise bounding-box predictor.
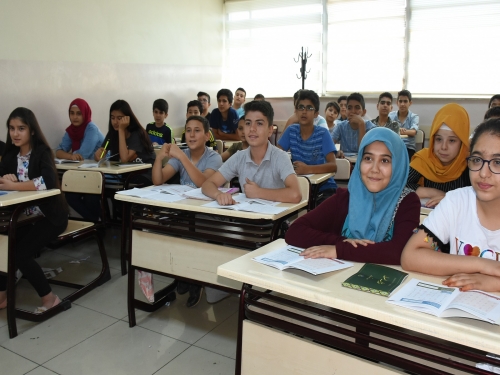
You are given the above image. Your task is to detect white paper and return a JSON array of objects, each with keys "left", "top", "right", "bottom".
[
  {"left": 78, "top": 162, "right": 99, "bottom": 168},
  {"left": 54, "top": 158, "right": 80, "bottom": 164},
  {"left": 253, "top": 245, "right": 353, "bottom": 275},
  {"left": 116, "top": 188, "right": 158, "bottom": 198},
  {"left": 203, "top": 199, "right": 287, "bottom": 215}
]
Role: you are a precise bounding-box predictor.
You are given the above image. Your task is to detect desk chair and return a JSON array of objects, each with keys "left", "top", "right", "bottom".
[
  {"left": 335, "top": 159, "right": 351, "bottom": 180},
  {"left": 50, "top": 170, "right": 111, "bottom": 301},
  {"left": 215, "top": 139, "right": 223, "bottom": 155},
  {"left": 280, "top": 176, "right": 310, "bottom": 236},
  {"left": 415, "top": 129, "right": 425, "bottom": 151}
]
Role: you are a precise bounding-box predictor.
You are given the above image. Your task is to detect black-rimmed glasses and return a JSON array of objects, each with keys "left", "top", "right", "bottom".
[{"left": 466, "top": 156, "right": 500, "bottom": 174}]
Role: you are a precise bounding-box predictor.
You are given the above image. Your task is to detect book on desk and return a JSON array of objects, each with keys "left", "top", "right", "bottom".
[{"left": 342, "top": 263, "right": 408, "bottom": 296}]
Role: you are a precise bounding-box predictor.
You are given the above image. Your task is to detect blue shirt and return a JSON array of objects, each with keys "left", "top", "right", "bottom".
[
  {"left": 278, "top": 124, "right": 337, "bottom": 191},
  {"left": 389, "top": 110, "right": 419, "bottom": 150},
  {"left": 331, "top": 120, "right": 376, "bottom": 153},
  {"left": 235, "top": 107, "right": 245, "bottom": 119},
  {"left": 209, "top": 108, "right": 239, "bottom": 134},
  {"left": 56, "top": 122, "right": 105, "bottom": 159}
]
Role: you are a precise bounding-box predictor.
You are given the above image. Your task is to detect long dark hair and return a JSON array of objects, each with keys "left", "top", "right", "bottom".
[
  {"left": 106, "top": 100, "right": 153, "bottom": 160},
  {"left": 5, "top": 107, "right": 61, "bottom": 189}
]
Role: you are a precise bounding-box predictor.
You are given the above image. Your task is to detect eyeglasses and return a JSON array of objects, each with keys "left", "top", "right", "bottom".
[
  {"left": 296, "top": 105, "right": 315, "bottom": 112},
  {"left": 467, "top": 156, "right": 500, "bottom": 174}
]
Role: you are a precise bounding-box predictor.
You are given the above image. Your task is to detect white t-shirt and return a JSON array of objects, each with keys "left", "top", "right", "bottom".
[
  {"left": 423, "top": 187, "right": 500, "bottom": 260},
  {"left": 314, "top": 115, "right": 328, "bottom": 130}
]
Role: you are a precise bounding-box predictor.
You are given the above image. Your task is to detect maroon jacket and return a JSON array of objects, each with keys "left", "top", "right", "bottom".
[{"left": 285, "top": 188, "right": 420, "bottom": 265}]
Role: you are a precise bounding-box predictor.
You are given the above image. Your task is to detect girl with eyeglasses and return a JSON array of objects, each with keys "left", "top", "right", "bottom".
[
  {"left": 401, "top": 118, "right": 500, "bottom": 292},
  {"left": 406, "top": 103, "right": 471, "bottom": 208}
]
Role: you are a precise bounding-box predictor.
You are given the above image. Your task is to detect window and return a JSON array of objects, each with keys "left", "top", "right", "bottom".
[{"left": 224, "top": 0, "right": 323, "bottom": 97}]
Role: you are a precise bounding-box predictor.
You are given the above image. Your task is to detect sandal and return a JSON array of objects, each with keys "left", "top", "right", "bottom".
[{"left": 34, "top": 295, "right": 61, "bottom": 314}]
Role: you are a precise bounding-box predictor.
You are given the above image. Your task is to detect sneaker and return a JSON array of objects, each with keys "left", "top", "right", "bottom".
[
  {"left": 186, "top": 286, "right": 203, "bottom": 308},
  {"left": 176, "top": 281, "right": 190, "bottom": 295}
]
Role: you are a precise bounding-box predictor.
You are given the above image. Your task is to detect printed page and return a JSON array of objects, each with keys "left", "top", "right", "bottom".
[
  {"left": 78, "top": 162, "right": 99, "bottom": 168},
  {"left": 202, "top": 198, "right": 286, "bottom": 214},
  {"left": 144, "top": 192, "right": 185, "bottom": 203},
  {"left": 253, "top": 245, "right": 305, "bottom": 270},
  {"left": 115, "top": 188, "right": 157, "bottom": 198},
  {"left": 387, "top": 279, "right": 460, "bottom": 316},
  {"left": 292, "top": 257, "right": 353, "bottom": 275},
  {"left": 153, "top": 184, "right": 193, "bottom": 195},
  {"left": 442, "top": 290, "right": 500, "bottom": 324}
]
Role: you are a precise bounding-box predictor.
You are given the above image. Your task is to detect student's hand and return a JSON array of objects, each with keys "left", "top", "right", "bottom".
[
  {"left": 71, "top": 153, "right": 84, "bottom": 161},
  {"left": 337, "top": 150, "right": 345, "bottom": 159},
  {"left": 2, "top": 174, "right": 18, "bottom": 182},
  {"left": 342, "top": 238, "right": 375, "bottom": 248},
  {"left": 244, "top": 178, "right": 261, "bottom": 198},
  {"left": 300, "top": 245, "right": 337, "bottom": 260},
  {"left": 400, "top": 128, "right": 409, "bottom": 135},
  {"left": 158, "top": 143, "right": 171, "bottom": 158},
  {"left": 0, "top": 178, "right": 17, "bottom": 191},
  {"left": 167, "top": 143, "right": 184, "bottom": 160},
  {"left": 216, "top": 192, "right": 236, "bottom": 206},
  {"left": 348, "top": 114, "right": 365, "bottom": 128},
  {"left": 292, "top": 161, "right": 308, "bottom": 175},
  {"left": 152, "top": 142, "right": 159, "bottom": 146},
  {"left": 118, "top": 116, "right": 130, "bottom": 131},
  {"left": 94, "top": 148, "right": 104, "bottom": 161},
  {"left": 443, "top": 273, "right": 500, "bottom": 292},
  {"left": 425, "top": 191, "right": 446, "bottom": 208}
]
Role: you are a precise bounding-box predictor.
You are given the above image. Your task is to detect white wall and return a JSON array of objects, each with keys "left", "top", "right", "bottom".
[{"left": 0, "top": 0, "right": 224, "bottom": 146}]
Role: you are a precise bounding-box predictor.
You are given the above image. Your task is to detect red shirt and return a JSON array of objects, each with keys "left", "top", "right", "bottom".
[{"left": 285, "top": 188, "right": 420, "bottom": 265}]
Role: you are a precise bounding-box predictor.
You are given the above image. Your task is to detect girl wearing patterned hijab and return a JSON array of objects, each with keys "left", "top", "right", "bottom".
[{"left": 286, "top": 127, "right": 420, "bottom": 265}]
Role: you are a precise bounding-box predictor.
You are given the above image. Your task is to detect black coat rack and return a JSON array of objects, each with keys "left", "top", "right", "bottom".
[{"left": 294, "top": 47, "right": 312, "bottom": 89}]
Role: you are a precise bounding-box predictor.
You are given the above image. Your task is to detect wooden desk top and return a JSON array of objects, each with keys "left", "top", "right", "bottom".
[
  {"left": 0, "top": 189, "right": 60, "bottom": 207},
  {"left": 299, "top": 173, "right": 334, "bottom": 185},
  {"left": 115, "top": 191, "right": 308, "bottom": 220},
  {"left": 217, "top": 239, "right": 500, "bottom": 355},
  {"left": 56, "top": 160, "right": 152, "bottom": 174}
]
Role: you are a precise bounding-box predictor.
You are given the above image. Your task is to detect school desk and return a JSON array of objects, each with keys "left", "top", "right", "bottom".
[
  {"left": 218, "top": 239, "right": 500, "bottom": 375},
  {"left": 0, "top": 189, "right": 70, "bottom": 338},
  {"left": 114, "top": 190, "right": 308, "bottom": 327},
  {"left": 299, "top": 173, "right": 334, "bottom": 210}
]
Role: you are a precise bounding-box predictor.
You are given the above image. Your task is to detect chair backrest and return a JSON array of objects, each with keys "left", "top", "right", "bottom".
[
  {"left": 335, "top": 158, "right": 351, "bottom": 180},
  {"left": 297, "top": 176, "right": 311, "bottom": 204},
  {"left": 419, "top": 214, "right": 427, "bottom": 225},
  {"left": 415, "top": 129, "right": 425, "bottom": 151},
  {"left": 62, "top": 170, "right": 104, "bottom": 195},
  {"left": 215, "top": 139, "right": 224, "bottom": 155},
  {"left": 269, "top": 125, "right": 278, "bottom": 145}
]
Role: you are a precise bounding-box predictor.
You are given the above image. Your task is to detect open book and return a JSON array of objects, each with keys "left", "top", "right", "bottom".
[
  {"left": 203, "top": 194, "right": 287, "bottom": 214},
  {"left": 54, "top": 158, "right": 80, "bottom": 164},
  {"left": 387, "top": 279, "right": 500, "bottom": 325},
  {"left": 252, "top": 244, "right": 353, "bottom": 275}
]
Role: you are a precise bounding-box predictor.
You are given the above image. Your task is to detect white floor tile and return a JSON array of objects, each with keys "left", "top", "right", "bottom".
[
  {"left": 44, "top": 320, "right": 190, "bottom": 375},
  {"left": 155, "top": 345, "right": 235, "bottom": 375},
  {"left": 134, "top": 292, "right": 239, "bottom": 344},
  {"left": 194, "top": 312, "right": 238, "bottom": 359},
  {"left": 0, "top": 305, "right": 117, "bottom": 364},
  {"left": 0, "top": 346, "right": 38, "bottom": 375},
  {"left": 25, "top": 366, "right": 60, "bottom": 375}
]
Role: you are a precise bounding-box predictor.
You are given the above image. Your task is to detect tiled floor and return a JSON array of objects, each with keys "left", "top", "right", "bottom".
[{"left": 0, "top": 228, "right": 239, "bottom": 375}]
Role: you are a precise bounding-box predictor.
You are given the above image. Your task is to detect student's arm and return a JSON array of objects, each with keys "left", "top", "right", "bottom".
[
  {"left": 407, "top": 167, "right": 446, "bottom": 207},
  {"left": 201, "top": 171, "right": 235, "bottom": 205},
  {"left": 212, "top": 128, "right": 241, "bottom": 141},
  {"left": 400, "top": 113, "right": 419, "bottom": 137},
  {"left": 152, "top": 143, "right": 173, "bottom": 185},
  {"left": 56, "top": 149, "right": 82, "bottom": 161},
  {"left": 55, "top": 133, "right": 83, "bottom": 160},
  {"left": 244, "top": 173, "right": 302, "bottom": 203},
  {"left": 75, "top": 124, "right": 103, "bottom": 160},
  {"left": 117, "top": 117, "right": 137, "bottom": 162},
  {"left": 221, "top": 150, "right": 231, "bottom": 162},
  {"left": 293, "top": 152, "right": 337, "bottom": 174},
  {"left": 331, "top": 125, "right": 344, "bottom": 158}
]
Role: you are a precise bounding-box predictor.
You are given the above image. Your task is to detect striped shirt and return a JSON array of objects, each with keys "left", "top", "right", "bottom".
[
  {"left": 406, "top": 167, "right": 471, "bottom": 192},
  {"left": 278, "top": 124, "right": 337, "bottom": 190}
]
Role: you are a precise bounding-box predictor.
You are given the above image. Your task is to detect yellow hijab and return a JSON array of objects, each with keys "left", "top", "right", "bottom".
[{"left": 410, "top": 103, "right": 470, "bottom": 184}]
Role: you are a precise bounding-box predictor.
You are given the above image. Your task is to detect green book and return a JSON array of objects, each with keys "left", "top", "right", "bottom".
[{"left": 342, "top": 263, "right": 408, "bottom": 297}]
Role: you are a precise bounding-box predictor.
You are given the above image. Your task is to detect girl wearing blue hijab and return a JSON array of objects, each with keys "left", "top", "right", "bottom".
[{"left": 286, "top": 127, "right": 420, "bottom": 265}]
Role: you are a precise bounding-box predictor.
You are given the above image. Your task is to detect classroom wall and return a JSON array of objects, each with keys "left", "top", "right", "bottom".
[
  {"left": 0, "top": 0, "right": 224, "bottom": 147},
  {"left": 268, "top": 97, "right": 490, "bottom": 140}
]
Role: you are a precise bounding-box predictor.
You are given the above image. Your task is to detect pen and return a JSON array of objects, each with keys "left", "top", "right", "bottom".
[{"left": 100, "top": 140, "right": 109, "bottom": 160}]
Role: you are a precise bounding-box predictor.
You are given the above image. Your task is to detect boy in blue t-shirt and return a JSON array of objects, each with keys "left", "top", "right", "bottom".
[
  {"left": 209, "top": 89, "right": 240, "bottom": 141},
  {"left": 146, "top": 99, "right": 173, "bottom": 146},
  {"left": 278, "top": 90, "right": 338, "bottom": 205}
]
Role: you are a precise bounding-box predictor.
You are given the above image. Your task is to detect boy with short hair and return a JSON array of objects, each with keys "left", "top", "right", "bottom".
[
  {"left": 197, "top": 91, "right": 212, "bottom": 121},
  {"left": 389, "top": 89, "right": 419, "bottom": 159},
  {"left": 371, "top": 92, "right": 400, "bottom": 134},
  {"left": 332, "top": 92, "right": 376, "bottom": 158},
  {"left": 209, "top": 89, "right": 241, "bottom": 141},
  {"left": 335, "top": 95, "right": 348, "bottom": 124},
  {"left": 146, "top": 99, "right": 173, "bottom": 146},
  {"left": 489, "top": 94, "right": 500, "bottom": 109},
  {"left": 254, "top": 94, "right": 265, "bottom": 101},
  {"left": 284, "top": 89, "right": 328, "bottom": 131},
  {"left": 152, "top": 115, "right": 222, "bottom": 308},
  {"left": 233, "top": 87, "right": 246, "bottom": 118},
  {"left": 181, "top": 100, "right": 217, "bottom": 149},
  {"left": 202, "top": 100, "right": 301, "bottom": 204},
  {"left": 278, "top": 90, "right": 338, "bottom": 204}
]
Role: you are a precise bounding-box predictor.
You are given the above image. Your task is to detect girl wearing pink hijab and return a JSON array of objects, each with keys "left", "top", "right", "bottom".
[{"left": 55, "top": 98, "right": 104, "bottom": 160}]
